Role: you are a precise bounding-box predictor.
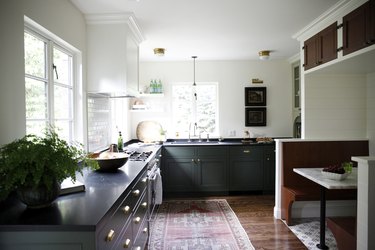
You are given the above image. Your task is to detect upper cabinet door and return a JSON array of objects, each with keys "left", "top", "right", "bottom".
[
  {"left": 303, "top": 22, "right": 337, "bottom": 70},
  {"left": 343, "top": 0, "right": 375, "bottom": 56},
  {"left": 343, "top": 3, "right": 367, "bottom": 55},
  {"left": 365, "top": 0, "right": 375, "bottom": 46}
]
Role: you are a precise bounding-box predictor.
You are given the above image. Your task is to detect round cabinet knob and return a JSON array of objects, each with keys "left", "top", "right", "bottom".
[
  {"left": 141, "top": 202, "right": 147, "bottom": 208},
  {"left": 122, "top": 205, "right": 131, "bottom": 214},
  {"left": 142, "top": 227, "right": 148, "bottom": 234},
  {"left": 106, "top": 229, "right": 115, "bottom": 242},
  {"left": 132, "top": 190, "right": 140, "bottom": 197},
  {"left": 134, "top": 217, "right": 141, "bottom": 224},
  {"left": 141, "top": 177, "right": 147, "bottom": 183},
  {"left": 123, "top": 238, "right": 131, "bottom": 248}
]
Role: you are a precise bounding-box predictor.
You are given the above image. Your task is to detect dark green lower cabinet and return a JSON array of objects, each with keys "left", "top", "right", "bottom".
[
  {"left": 229, "top": 146, "right": 263, "bottom": 191},
  {"left": 162, "top": 144, "right": 275, "bottom": 194},
  {"left": 263, "top": 145, "right": 276, "bottom": 193},
  {"left": 162, "top": 146, "right": 228, "bottom": 192}
]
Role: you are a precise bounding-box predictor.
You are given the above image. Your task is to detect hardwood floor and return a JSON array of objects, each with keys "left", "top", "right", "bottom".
[{"left": 164, "top": 194, "right": 307, "bottom": 250}]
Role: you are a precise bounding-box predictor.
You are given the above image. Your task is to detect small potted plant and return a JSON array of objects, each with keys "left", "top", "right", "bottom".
[{"left": 0, "top": 127, "right": 98, "bottom": 208}]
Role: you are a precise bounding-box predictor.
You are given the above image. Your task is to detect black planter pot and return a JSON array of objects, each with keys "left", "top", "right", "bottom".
[{"left": 17, "top": 180, "right": 61, "bottom": 209}]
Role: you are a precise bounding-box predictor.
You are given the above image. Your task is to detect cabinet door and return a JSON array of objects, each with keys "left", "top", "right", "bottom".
[
  {"left": 196, "top": 147, "right": 228, "bottom": 191},
  {"left": 196, "top": 159, "right": 227, "bottom": 191},
  {"left": 365, "top": 0, "right": 375, "bottom": 46},
  {"left": 162, "top": 147, "right": 195, "bottom": 192},
  {"left": 263, "top": 145, "right": 276, "bottom": 193},
  {"left": 343, "top": 3, "right": 367, "bottom": 55},
  {"left": 303, "top": 36, "right": 317, "bottom": 70},
  {"left": 229, "top": 147, "right": 263, "bottom": 191},
  {"left": 319, "top": 22, "right": 337, "bottom": 64},
  {"left": 163, "top": 158, "right": 195, "bottom": 192}
]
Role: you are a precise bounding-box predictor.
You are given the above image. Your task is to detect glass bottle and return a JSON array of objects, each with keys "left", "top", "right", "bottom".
[{"left": 117, "top": 131, "right": 123, "bottom": 151}]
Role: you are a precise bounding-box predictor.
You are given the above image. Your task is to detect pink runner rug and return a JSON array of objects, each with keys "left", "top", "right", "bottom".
[{"left": 149, "top": 199, "right": 255, "bottom": 250}]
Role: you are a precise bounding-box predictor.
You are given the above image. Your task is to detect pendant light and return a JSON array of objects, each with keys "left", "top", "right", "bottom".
[
  {"left": 192, "top": 56, "right": 198, "bottom": 100},
  {"left": 192, "top": 56, "right": 197, "bottom": 86}
]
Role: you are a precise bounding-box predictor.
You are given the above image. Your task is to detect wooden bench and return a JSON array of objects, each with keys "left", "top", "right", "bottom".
[
  {"left": 327, "top": 217, "right": 356, "bottom": 250},
  {"left": 280, "top": 140, "right": 369, "bottom": 225}
]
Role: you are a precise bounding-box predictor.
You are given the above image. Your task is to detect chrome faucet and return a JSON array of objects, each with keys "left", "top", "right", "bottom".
[{"left": 193, "top": 122, "right": 197, "bottom": 137}]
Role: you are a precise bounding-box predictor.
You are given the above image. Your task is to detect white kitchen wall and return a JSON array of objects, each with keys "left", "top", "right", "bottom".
[
  {"left": 368, "top": 73, "right": 375, "bottom": 155},
  {"left": 0, "top": 0, "right": 86, "bottom": 145},
  {"left": 131, "top": 60, "right": 294, "bottom": 140},
  {"left": 304, "top": 74, "right": 367, "bottom": 139}
]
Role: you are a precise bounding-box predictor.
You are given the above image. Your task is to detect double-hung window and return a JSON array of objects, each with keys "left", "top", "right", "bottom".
[
  {"left": 24, "top": 27, "right": 74, "bottom": 143},
  {"left": 172, "top": 82, "right": 219, "bottom": 137}
]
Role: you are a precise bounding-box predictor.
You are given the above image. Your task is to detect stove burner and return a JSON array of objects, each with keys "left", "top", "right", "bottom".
[{"left": 125, "top": 150, "right": 153, "bottom": 161}]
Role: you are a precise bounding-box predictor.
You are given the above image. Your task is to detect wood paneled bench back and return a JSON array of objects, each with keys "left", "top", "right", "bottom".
[{"left": 280, "top": 140, "right": 369, "bottom": 225}]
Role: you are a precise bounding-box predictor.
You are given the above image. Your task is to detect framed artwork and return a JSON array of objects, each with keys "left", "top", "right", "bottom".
[
  {"left": 245, "top": 107, "right": 267, "bottom": 126},
  {"left": 245, "top": 87, "right": 266, "bottom": 106}
]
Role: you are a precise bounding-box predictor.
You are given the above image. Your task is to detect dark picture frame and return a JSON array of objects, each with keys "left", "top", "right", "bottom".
[
  {"left": 245, "top": 107, "right": 267, "bottom": 126},
  {"left": 245, "top": 87, "right": 267, "bottom": 106}
]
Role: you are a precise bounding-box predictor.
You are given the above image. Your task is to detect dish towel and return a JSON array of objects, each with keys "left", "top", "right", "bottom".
[{"left": 154, "top": 168, "right": 163, "bottom": 205}]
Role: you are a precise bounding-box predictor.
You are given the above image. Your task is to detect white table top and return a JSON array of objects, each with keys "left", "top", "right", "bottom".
[{"left": 293, "top": 168, "right": 357, "bottom": 189}]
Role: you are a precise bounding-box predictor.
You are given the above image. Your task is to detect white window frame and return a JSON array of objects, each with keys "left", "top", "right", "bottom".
[
  {"left": 24, "top": 16, "right": 83, "bottom": 144},
  {"left": 171, "top": 82, "right": 219, "bottom": 138}
]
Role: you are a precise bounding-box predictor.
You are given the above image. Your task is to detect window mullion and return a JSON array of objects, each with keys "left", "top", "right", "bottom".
[{"left": 47, "top": 40, "right": 54, "bottom": 126}]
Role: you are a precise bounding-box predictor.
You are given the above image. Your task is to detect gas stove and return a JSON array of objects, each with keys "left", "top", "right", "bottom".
[{"left": 124, "top": 150, "right": 153, "bottom": 161}]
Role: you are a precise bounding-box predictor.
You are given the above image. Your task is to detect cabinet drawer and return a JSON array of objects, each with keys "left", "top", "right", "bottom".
[
  {"left": 133, "top": 218, "right": 149, "bottom": 250},
  {"left": 132, "top": 192, "right": 148, "bottom": 238},
  {"left": 113, "top": 221, "right": 133, "bottom": 249},
  {"left": 130, "top": 171, "right": 148, "bottom": 205},
  {"left": 229, "top": 146, "right": 263, "bottom": 159},
  {"left": 164, "top": 146, "right": 194, "bottom": 158}
]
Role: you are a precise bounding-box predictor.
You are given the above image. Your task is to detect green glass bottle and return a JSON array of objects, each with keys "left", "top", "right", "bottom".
[{"left": 118, "top": 131, "right": 123, "bottom": 151}]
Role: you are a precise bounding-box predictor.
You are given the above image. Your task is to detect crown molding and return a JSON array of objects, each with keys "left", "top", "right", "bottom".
[{"left": 85, "top": 13, "right": 145, "bottom": 44}]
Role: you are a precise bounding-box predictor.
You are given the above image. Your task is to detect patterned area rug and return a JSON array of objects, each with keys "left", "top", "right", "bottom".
[
  {"left": 287, "top": 218, "right": 338, "bottom": 250},
  {"left": 149, "top": 199, "right": 255, "bottom": 250}
]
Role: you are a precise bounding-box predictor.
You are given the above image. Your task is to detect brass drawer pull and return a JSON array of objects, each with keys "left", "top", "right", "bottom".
[
  {"left": 106, "top": 229, "right": 115, "bottom": 242},
  {"left": 243, "top": 150, "right": 250, "bottom": 153},
  {"left": 134, "top": 217, "right": 141, "bottom": 224},
  {"left": 132, "top": 189, "right": 140, "bottom": 197},
  {"left": 122, "top": 205, "right": 130, "bottom": 214},
  {"left": 123, "top": 238, "right": 131, "bottom": 248},
  {"left": 141, "top": 177, "right": 147, "bottom": 183},
  {"left": 142, "top": 227, "right": 148, "bottom": 234},
  {"left": 141, "top": 202, "right": 147, "bottom": 208}
]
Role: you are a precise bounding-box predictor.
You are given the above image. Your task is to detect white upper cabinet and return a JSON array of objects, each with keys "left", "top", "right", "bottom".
[{"left": 86, "top": 13, "right": 144, "bottom": 95}]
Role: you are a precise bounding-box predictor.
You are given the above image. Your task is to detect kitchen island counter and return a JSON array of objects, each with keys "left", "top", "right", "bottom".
[{"left": 0, "top": 144, "right": 162, "bottom": 249}]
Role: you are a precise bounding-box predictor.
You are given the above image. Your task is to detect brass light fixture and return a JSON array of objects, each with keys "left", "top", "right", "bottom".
[
  {"left": 153, "top": 48, "right": 165, "bottom": 56},
  {"left": 259, "top": 50, "right": 270, "bottom": 60}
]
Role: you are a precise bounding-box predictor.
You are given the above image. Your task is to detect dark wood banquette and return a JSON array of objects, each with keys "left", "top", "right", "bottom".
[{"left": 281, "top": 140, "right": 369, "bottom": 226}]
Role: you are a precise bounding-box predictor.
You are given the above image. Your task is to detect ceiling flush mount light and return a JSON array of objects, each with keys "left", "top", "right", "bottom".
[
  {"left": 259, "top": 50, "right": 270, "bottom": 60},
  {"left": 153, "top": 48, "right": 165, "bottom": 56}
]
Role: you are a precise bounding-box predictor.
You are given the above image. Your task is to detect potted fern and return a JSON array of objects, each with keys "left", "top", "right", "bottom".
[{"left": 0, "top": 128, "right": 98, "bottom": 208}]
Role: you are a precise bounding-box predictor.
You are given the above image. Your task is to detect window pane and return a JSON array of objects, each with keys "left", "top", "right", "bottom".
[
  {"left": 197, "top": 85, "right": 217, "bottom": 133},
  {"left": 172, "top": 85, "right": 193, "bottom": 134},
  {"left": 54, "top": 120, "right": 71, "bottom": 142},
  {"left": 26, "top": 120, "right": 47, "bottom": 136},
  {"left": 53, "top": 48, "right": 71, "bottom": 85},
  {"left": 54, "top": 85, "right": 72, "bottom": 119},
  {"left": 24, "top": 32, "right": 45, "bottom": 78},
  {"left": 25, "top": 77, "right": 47, "bottom": 119}
]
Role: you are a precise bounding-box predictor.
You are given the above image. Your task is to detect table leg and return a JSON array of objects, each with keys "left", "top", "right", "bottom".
[{"left": 317, "top": 186, "right": 329, "bottom": 249}]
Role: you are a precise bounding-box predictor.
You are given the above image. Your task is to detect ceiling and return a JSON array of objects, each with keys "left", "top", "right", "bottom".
[{"left": 71, "top": 0, "right": 341, "bottom": 62}]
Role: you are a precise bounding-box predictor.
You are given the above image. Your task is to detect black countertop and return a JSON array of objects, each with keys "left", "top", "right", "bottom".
[{"left": 0, "top": 145, "right": 162, "bottom": 232}]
